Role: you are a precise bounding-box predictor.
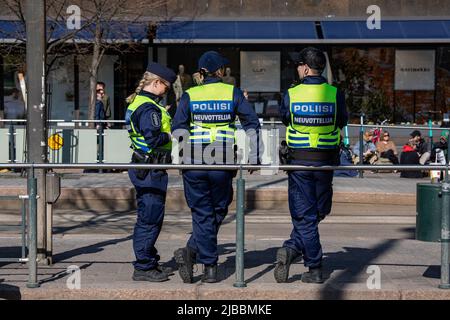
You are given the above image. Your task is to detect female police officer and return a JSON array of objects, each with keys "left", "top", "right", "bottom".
[
  {"left": 171, "top": 51, "right": 262, "bottom": 283},
  {"left": 125, "top": 62, "right": 176, "bottom": 282}
]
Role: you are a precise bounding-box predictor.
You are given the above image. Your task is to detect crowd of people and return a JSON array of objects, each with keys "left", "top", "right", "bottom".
[{"left": 340, "top": 128, "right": 449, "bottom": 178}]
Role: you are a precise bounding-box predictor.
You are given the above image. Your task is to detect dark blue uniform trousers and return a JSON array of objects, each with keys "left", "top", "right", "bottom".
[
  {"left": 129, "top": 167, "right": 168, "bottom": 271},
  {"left": 183, "top": 170, "right": 233, "bottom": 265},
  {"left": 283, "top": 162, "right": 333, "bottom": 269}
]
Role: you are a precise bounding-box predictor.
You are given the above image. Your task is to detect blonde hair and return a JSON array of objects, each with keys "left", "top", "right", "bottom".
[
  {"left": 126, "top": 71, "right": 169, "bottom": 104},
  {"left": 193, "top": 68, "right": 224, "bottom": 86}
]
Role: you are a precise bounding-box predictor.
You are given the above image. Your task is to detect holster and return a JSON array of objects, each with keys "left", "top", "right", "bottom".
[
  {"left": 279, "top": 141, "right": 289, "bottom": 165},
  {"left": 132, "top": 150, "right": 152, "bottom": 180},
  {"left": 132, "top": 149, "right": 172, "bottom": 180}
]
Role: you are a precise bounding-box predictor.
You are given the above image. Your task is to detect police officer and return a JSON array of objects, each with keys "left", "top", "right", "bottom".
[
  {"left": 125, "top": 62, "right": 177, "bottom": 282},
  {"left": 275, "top": 47, "right": 348, "bottom": 284},
  {"left": 171, "top": 51, "right": 262, "bottom": 283}
]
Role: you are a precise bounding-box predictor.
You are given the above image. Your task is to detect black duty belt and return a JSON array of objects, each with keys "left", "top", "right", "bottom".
[{"left": 289, "top": 148, "right": 339, "bottom": 162}]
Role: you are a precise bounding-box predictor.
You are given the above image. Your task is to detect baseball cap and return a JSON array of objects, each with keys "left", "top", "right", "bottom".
[{"left": 198, "top": 51, "right": 229, "bottom": 73}]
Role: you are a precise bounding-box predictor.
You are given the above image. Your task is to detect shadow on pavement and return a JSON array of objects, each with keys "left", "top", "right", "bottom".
[
  {"left": 52, "top": 235, "right": 132, "bottom": 264},
  {"left": 0, "top": 279, "right": 21, "bottom": 300},
  {"left": 0, "top": 246, "right": 23, "bottom": 269},
  {"left": 319, "top": 240, "right": 399, "bottom": 299},
  {"left": 399, "top": 226, "right": 416, "bottom": 240},
  {"left": 52, "top": 210, "right": 135, "bottom": 234},
  {"left": 423, "top": 265, "right": 440, "bottom": 279},
  {"left": 39, "top": 263, "right": 93, "bottom": 285},
  {"left": 218, "top": 243, "right": 278, "bottom": 283}
]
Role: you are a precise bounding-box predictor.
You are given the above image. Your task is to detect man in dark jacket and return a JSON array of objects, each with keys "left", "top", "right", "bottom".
[{"left": 410, "top": 130, "right": 430, "bottom": 165}]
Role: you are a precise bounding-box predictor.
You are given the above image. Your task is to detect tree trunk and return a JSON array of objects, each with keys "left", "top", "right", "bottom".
[{"left": 87, "top": 21, "right": 102, "bottom": 128}]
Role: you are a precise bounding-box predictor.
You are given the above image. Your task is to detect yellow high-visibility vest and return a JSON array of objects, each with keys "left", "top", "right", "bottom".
[
  {"left": 125, "top": 95, "right": 172, "bottom": 153},
  {"left": 186, "top": 82, "right": 236, "bottom": 144},
  {"left": 287, "top": 83, "right": 340, "bottom": 149}
]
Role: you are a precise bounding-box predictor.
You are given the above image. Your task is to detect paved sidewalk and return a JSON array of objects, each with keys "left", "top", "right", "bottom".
[{"left": 1, "top": 220, "right": 449, "bottom": 300}]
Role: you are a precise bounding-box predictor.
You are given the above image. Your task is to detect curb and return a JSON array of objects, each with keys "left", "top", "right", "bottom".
[
  {"left": 2, "top": 284, "right": 449, "bottom": 300},
  {"left": 0, "top": 187, "right": 416, "bottom": 211}
]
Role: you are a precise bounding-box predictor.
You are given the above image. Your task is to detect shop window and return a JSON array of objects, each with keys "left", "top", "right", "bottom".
[{"left": 2, "top": 57, "right": 26, "bottom": 120}]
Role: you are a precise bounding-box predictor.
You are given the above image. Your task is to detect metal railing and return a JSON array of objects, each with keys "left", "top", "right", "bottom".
[
  {"left": 1, "top": 118, "right": 447, "bottom": 170},
  {"left": 1, "top": 162, "right": 450, "bottom": 290}
]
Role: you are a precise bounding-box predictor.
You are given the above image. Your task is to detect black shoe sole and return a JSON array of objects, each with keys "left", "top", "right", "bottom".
[
  {"left": 301, "top": 274, "right": 324, "bottom": 284},
  {"left": 201, "top": 278, "right": 218, "bottom": 283},
  {"left": 174, "top": 248, "right": 193, "bottom": 284},
  {"left": 301, "top": 278, "right": 324, "bottom": 284},
  {"left": 274, "top": 248, "right": 290, "bottom": 283},
  {"left": 132, "top": 275, "right": 169, "bottom": 282}
]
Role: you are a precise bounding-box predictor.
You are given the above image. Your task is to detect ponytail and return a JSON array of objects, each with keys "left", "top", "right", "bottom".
[
  {"left": 126, "top": 71, "right": 161, "bottom": 104},
  {"left": 193, "top": 68, "right": 224, "bottom": 86}
]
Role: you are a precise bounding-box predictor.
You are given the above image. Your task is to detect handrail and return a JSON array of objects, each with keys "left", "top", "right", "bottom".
[
  {"left": 0, "top": 163, "right": 448, "bottom": 171},
  {"left": 1, "top": 118, "right": 448, "bottom": 131}
]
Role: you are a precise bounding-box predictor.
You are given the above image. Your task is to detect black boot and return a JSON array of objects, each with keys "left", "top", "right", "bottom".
[
  {"left": 301, "top": 267, "right": 324, "bottom": 284},
  {"left": 274, "top": 247, "right": 300, "bottom": 283},
  {"left": 201, "top": 264, "right": 218, "bottom": 283},
  {"left": 174, "top": 247, "right": 196, "bottom": 283},
  {"left": 132, "top": 268, "right": 169, "bottom": 282},
  {"left": 156, "top": 264, "right": 175, "bottom": 276}
]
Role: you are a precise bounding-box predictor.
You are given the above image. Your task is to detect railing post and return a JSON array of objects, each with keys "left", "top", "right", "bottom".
[
  {"left": 8, "top": 122, "right": 15, "bottom": 164},
  {"left": 234, "top": 165, "right": 246, "bottom": 288},
  {"left": 439, "top": 180, "right": 450, "bottom": 289},
  {"left": 359, "top": 114, "right": 364, "bottom": 179},
  {"left": 98, "top": 125, "right": 104, "bottom": 173},
  {"left": 344, "top": 126, "right": 350, "bottom": 147},
  {"left": 27, "top": 165, "right": 39, "bottom": 288},
  {"left": 21, "top": 198, "right": 26, "bottom": 260},
  {"left": 428, "top": 118, "right": 433, "bottom": 154}
]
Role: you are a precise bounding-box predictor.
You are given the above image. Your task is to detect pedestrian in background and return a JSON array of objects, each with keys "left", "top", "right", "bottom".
[
  {"left": 376, "top": 131, "right": 399, "bottom": 164},
  {"left": 352, "top": 130, "right": 377, "bottom": 165},
  {"left": 410, "top": 130, "right": 430, "bottom": 165},
  {"left": 95, "top": 87, "right": 106, "bottom": 130},
  {"left": 96, "top": 82, "right": 111, "bottom": 121}
]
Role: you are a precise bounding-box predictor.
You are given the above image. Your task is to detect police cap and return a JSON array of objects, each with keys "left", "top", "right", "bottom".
[
  {"left": 198, "top": 51, "right": 230, "bottom": 73},
  {"left": 296, "top": 47, "right": 326, "bottom": 72},
  {"left": 146, "top": 62, "right": 177, "bottom": 85}
]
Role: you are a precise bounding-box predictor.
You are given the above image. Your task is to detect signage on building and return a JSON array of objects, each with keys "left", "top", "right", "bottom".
[
  {"left": 240, "top": 51, "right": 280, "bottom": 92},
  {"left": 395, "top": 50, "right": 435, "bottom": 91}
]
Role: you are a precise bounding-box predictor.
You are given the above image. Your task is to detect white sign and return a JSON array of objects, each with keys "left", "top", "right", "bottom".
[
  {"left": 240, "top": 51, "right": 280, "bottom": 92},
  {"left": 395, "top": 50, "right": 435, "bottom": 91}
]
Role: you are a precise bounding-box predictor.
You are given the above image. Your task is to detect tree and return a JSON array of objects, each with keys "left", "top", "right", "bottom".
[{"left": 1, "top": 0, "right": 171, "bottom": 124}]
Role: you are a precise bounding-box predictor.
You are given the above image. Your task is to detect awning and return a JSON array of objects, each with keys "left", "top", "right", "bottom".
[
  {"left": 0, "top": 20, "right": 26, "bottom": 42},
  {"left": 321, "top": 20, "right": 450, "bottom": 43},
  {"left": 155, "top": 20, "right": 318, "bottom": 43},
  {"left": 0, "top": 20, "right": 148, "bottom": 43},
  {"left": 2, "top": 19, "right": 449, "bottom": 44}
]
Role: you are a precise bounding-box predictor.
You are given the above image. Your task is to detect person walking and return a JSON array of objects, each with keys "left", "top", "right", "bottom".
[
  {"left": 171, "top": 51, "right": 262, "bottom": 283},
  {"left": 125, "top": 62, "right": 177, "bottom": 282},
  {"left": 275, "top": 47, "right": 348, "bottom": 284}
]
